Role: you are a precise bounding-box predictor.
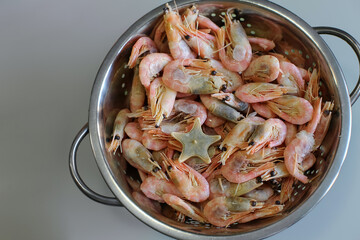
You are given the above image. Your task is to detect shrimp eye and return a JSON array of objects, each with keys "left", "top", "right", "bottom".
[
  {"left": 211, "top": 70, "right": 217, "bottom": 76},
  {"left": 163, "top": 7, "right": 169, "bottom": 12},
  {"left": 155, "top": 124, "right": 160, "bottom": 128},
  {"left": 153, "top": 167, "right": 160, "bottom": 173},
  {"left": 324, "top": 110, "right": 331, "bottom": 116},
  {"left": 220, "top": 84, "right": 227, "bottom": 91},
  {"left": 250, "top": 201, "right": 257, "bottom": 207},
  {"left": 114, "top": 135, "right": 121, "bottom": 140},
  {"left": 162, "top": 114, "right": 166, "bottom": 119},
  {"left": 270, "top": 171, "right": 276, "bottom": 177},
  {"left": 256, "top": 176, "right": 262, "bottom": 183},
  {"left": 221, "top": 147, "right": 227, "bottom": 151},
  {"left": 275, "top": 200, "right": 281, "bottom": 205},
  {"left": 106, "top": 137, "right": 111, "bottom": 142},
  {"left": 184, "top": 35, "right": 191, "bottom": 40},
  {"left": 248, "top": 141, "right": 255, "bottom": 146},
  {"left": 167, "top": 166, "right": 173, "bottom": 171},
  {"left": 224, "top": 95, "right": 230, "bottom": 101},
  {"left": 143, "top": 105, "right": 149, "bottom": 110}
]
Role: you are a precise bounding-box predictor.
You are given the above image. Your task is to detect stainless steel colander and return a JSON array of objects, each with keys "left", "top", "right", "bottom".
[{"left": 69, "top": 0, "right": 360, "bottom": 239}]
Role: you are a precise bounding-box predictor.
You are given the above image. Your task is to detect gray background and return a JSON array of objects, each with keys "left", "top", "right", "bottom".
[{"left": 1, "top": 0, "right": 359, "bottom": 239}]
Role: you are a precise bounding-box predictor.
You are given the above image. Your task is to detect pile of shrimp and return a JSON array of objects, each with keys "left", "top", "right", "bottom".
[{"left": 106, "top": 4, "right": 334, "bottom": 227}]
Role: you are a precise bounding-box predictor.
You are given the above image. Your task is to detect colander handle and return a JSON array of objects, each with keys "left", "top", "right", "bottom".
[
  {"left": 69, "top": 123, "right": 123, "bottom": 206},
  {"left": 314, "top": 26, "right": 360, "bottom": 106}
]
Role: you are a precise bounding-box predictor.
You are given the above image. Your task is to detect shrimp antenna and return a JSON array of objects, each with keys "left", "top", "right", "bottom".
[{"left": 173, "top": 0, "right": 179, "bottom": 14}]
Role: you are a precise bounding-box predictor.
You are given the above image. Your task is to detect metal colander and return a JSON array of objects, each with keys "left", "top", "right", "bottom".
[{"left": 69, "top": 0, "right": 360, "bottom": 239}]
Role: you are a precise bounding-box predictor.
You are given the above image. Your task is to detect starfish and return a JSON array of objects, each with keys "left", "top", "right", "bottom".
[{"left": 171, "top": 117, "right": 221, "bottom": 164}]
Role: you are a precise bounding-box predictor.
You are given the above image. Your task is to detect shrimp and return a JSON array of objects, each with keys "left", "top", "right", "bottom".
[
  {"left": 200, "top": 95, "right": 243, "bottom": 124},
  {"left": 132, "top": 191, "right": 162, "bottom": 214},
  {"left": 162, "top": 153, "right": 210, "bottom": 202},
  {"left": 267, "top": 95, "right": 314, "bottom": 125},
  {"left": 251, "top": 103, "right": 277, "bottom": 119},
  {"left": 162, "top": 194, "right": 207, "bottom": 222},
  {"left": 211, "top": 92, "right": 249, "bottom": 112},
  {"left": 204, "top": 111, "right": 226, "bottom": 128},
  {"left": 246, "top": 118, "right": 287, "bottom": 154},
  {"left": 163, "top": 4, "right": 196, "bottom": 59},
  {"left": 203, "top": 196, "right": 263, "bottom": 227},
  {"left": 298, "top": 67, "right": 310, "bottom": 82},
  {"left": 108, "top": 108, "right": 130, "bottom": 153},
  {"left": 124, "top": 122, "right": 143, "bottom": 142},
  {"left": 219, "top": 116, "right": 265, "bottom": 164},
  {"left": 122, "top": 139, "right": 167, "bottom": 179},
  {"left": 140, "top": 176, "right": 182, "bottom": 202},
  {"left": 181, "top": 5, "right": 199, "bottom": 30},
  {"left": 142, "top": 130, "right": 167, "bottom": 151},
  {"left": 148, "top": 77, "right": 177, "bottom": 127},
  {"left": 313, "top": 101, "right": 334, "bottom": 149},
  {"left": 237, "top": 204, "right": 284, "bottom": 223},
  {"left": 162, "top": 58, "right": 226, "bottom": 94},
  {"left": 128, "top": 36, "right": 158, "bottom": 69},
  {"left": 261, "top": 162, "right": 289, "bottom": 181},
  {"left": 284, "top": 122, "right": 297, "bottom": 146},
  {"left": 247, "top": 147, "right": 284, "bottom": 164},
  {"left": 221, "top": 151, "right": 275, "bottom": 183},
  {"left": 153, "top": 20, "right": 170, "bottom": 53},
  {"left": 139, "top": 53, "right": 173, "bottom": 89},
  {"left": 279, "top": 176, "right": 295, "bottom": 204},
  {"left": 243, "top": 184, "right": 274, "bottom": 201},
  {"left": 216, "top": 10, "right": 252, "bottom": 72},
  {"left": 129, "top": 66, "right": 146, "bottom": 113},
  {"left": 209, "top": 174, "right": 263, "bottom": 199},
  {"left": 277, "top": 61, "right": 305, "bottom": 96},
  {"left": 284, "top": 98, "right": 322, "bottom": 183},
  {"left": 242, "top": 55, "right": 280, "bottom": 82},
  {"left": 235, "top": 82, "right": 297, "bottom": 103},
  {"left": 304, "top": 68, "right": 320, "bottom": 104},
  {"left": 247, "top": 37, "right": 275, "bottom": 52}
]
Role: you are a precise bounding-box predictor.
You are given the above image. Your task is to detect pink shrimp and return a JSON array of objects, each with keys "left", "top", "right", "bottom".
[
  {"left": 211, "top": 92, "right": 249, "bottom": 112},
  {"left": 313, "top": 101, "right": 334, "bottom": 149},
  {"left": 237, "top": 204, "right": 284, "bottom": 223},
  {"left": 132, "top": 191, "right": 162, "bottom": 214},
  {"left": 181, "top": 5, "right": 199, "bottom": 30},
  {"left": 129, "top": 65, "right": 146, "bottom": 112},
  {"left": 221, "top": 151, "right": 275, "bottom": 183},
  {"left": 139, "top": 53, "right": 172, "bottom": 89},
  {"left": 162, "top": 194, "right": 206, "bottom": 222},
  {"left": 142, "top": 130, "right": 167, "bottom": 151},
  {"left": 248, "top": 37, "right": 275, "bottom": 52},
  {"left": 128, "top": 36, "right": 158, "bottom": 69},
  {"left": 108, "top": 108, "right": 130, "bottom": 154},
  {"left": 153, "top": 20, "right": 170, "bottom": 53},
  {"left": 140, "top": 176, "right": 182, "bottom": 202},
  {"left": 200, "top": 95, "right": 244, "bottom": 124},
  {"left": 219, "top": 116, "right": 265, "bottom": 164},
  {"left": 246, "top": 118, "right": 287, "bottom": 154},
  {"left": 162, "top": 153, "right": 209, "bottom": 202},
  {"left": 203, "top": 196, "right": 263, "bottom": 227},
  {"left": 216, "top": 10, "right": 252, "bottom": 72},
  {"left": 122, "top": 139, "right": 167, "bottom": 179},
  {"left": 267, "top": 96, "right": 314, "bottom": 125},
  {"left": 247, "top": 147, "right": 284, "bottom": 164},
  {"left": 284, "top": 98, "right": 322, "bottom": 183},
  {"left": 204, "top": 111, "right": 226, "bottom": 128},
  {"left": 124, "top": 122, "right": 143, "bottom": 142},
  {"left": 284, "top": 122, "right": 297, "bottom": 146},
  {"left": 148, "top": 77, "right": 177, "bottom": 127},
  {"left": 163, "top": 4, "right": 196, "bottom": 59},
  {"left": 304, "top": 68, "right": 320, "bottom": 104},
  {"left": 235, "top": 82, "right": 297, "bottom": 103},
  {"left": 162, "top": 58, "right": 226, "bottom": 94},
  {"left": 251, "top": 103, "right": 277, "bottom": 119},
  {"left": 277, "top": 61, "right": 305, "bottom": 96},
  {"left": 243, "top": 55, "right": 280, "bottom": 82},
  {"left": 298, "top": 67, "right": 310, "bottom": 82}
]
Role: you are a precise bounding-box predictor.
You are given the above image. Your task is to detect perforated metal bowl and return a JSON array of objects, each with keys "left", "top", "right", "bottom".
[{"left": 69, "top": 0, "right": 360, "bottom": 239}]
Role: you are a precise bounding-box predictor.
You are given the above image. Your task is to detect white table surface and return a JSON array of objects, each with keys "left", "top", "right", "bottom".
[{"left": 1, "top": 0, "right": 359, "bottom": 239}]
